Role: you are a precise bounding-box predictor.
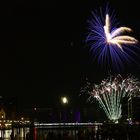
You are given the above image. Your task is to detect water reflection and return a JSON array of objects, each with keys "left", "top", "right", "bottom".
[
  {"left": 0, "top": 126, "right": 96, "bottom": 140},
  {"left": 0, "top": 128, "right": 29, "bottom": 139},
  {"left": 0, "top": 123, "right": 140, "bottom": 140},
  {"left": 34, "top": 124, "right": 140, "bottom": 140}
]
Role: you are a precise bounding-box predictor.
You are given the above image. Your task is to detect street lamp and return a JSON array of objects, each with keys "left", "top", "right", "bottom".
[
  {"left": 61, "top": 96, "right": 68, "bottom": 104},
  {"left": 60, "top": 96, "right": 68, "bottom": 123}
]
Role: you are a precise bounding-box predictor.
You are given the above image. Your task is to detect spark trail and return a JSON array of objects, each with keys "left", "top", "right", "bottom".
[
  {"left": 86, "top": 7, "right": 139, "bottom": 72},
  {"left": 82, "top": 75, "right": 140, "bottom": 122}
]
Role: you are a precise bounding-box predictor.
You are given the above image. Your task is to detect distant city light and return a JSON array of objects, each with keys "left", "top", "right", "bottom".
[{"left": 21, "top": 117, "right": 24, "bottom": 121}]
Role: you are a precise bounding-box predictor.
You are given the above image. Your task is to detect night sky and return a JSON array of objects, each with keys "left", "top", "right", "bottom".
[{"left": 1, "top": 0, "right": 140, "bottom": 108}]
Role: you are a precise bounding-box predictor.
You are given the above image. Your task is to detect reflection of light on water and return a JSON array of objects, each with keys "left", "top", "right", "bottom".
[
  {"left": 0, "top": 129, "right": 12, "bottom": 138},
  {"left": 0, "top": 128, "right": 29, "bottom": 138},
  {"left": 34, "top": 127, "right": 37, "bottom": 140}
]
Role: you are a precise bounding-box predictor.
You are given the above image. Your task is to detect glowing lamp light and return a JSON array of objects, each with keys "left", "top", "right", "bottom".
[{"left": 61, "top": 97, "right": 68, "bottom": 104}]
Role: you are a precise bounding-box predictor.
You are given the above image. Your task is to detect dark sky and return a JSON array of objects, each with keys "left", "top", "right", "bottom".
[{"left": 0, "top": 0, "right": 140, "bottom": 108}]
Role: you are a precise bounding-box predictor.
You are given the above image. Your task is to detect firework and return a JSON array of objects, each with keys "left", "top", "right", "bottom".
[
  {"left": 86, "top": 7, "right": 139, "bottom": 72},
  {"left": 82, "top": 75, "right": 140, "bottom": 122}
]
